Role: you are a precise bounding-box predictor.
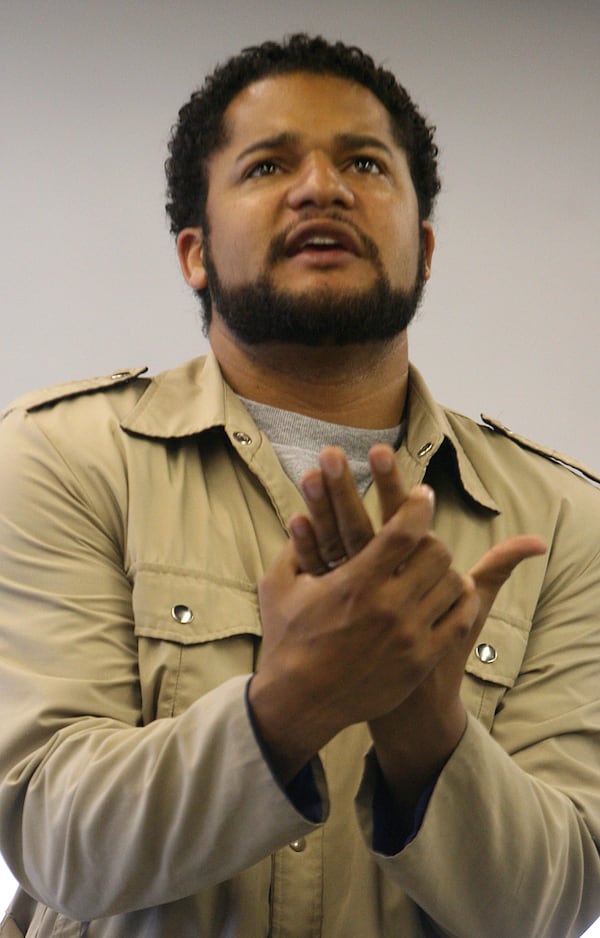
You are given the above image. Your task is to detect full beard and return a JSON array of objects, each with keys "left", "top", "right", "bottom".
[{"left": 199, "top": 223, "right": 428, "bottom": 347}]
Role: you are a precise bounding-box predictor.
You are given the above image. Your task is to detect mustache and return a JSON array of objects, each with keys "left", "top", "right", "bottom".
[{"left": 266, "top": 212, "right": 383, "bottom": 269}]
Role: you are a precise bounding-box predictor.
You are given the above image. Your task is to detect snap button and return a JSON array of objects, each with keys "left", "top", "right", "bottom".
[
  {"left": 110, "top": 371, "right": 130, "bottom": 380},
  {"left": 233, "top": 431, "right": 252, "bottom": 446},
  {"left": 417, "top": 442, "right": 433, "bottom": 458},
  {"left": 171, "top": 604, "right": 194, "bottom": 624},
  {"left": 475, "top": 643, "right": 497, "bottom": 664},
  {"left": 289, "top": 838, "right": 307, "bottom": 853}
]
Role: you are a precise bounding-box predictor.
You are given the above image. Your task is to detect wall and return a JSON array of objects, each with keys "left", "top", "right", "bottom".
[{"left": 1, "top": 0, "right": 598, "bottom": 930}]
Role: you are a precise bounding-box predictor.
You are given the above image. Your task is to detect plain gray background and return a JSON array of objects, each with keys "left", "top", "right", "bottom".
[{"left": 1, "top": 0, "right": 599, "bottom": 927}]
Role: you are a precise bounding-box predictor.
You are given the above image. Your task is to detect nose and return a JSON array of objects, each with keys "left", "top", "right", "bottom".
[{"left": 287, "top": 152, "right": 354, "bottom": 211}]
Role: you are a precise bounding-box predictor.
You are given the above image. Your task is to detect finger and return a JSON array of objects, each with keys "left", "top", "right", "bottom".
[
  {"left": 348, "top": 483, "right": 435, "bottom": 581},
  {"left": 406, "top": 557, "right": 465, "bottom": 626},
  {"left": 428, "top": 575, "right": 481, "bottom": 649},
  {"left": 300, "top": 468, "right": 348, "bottom": 568},
  {"left": 261, "top": 538, "right": 304, "bottom": 591},
  {"left": 368, "top": 444, "right": 409, "bottom": 523},
  {"left": 469, "top": 535, "right": 546, "bottom": 624},
  {"left": 288, "top": 513, "right": 328, "bottom": 575},
  {"left": 384, "top": 533, "right": 454, "bottom": 604},
  {"left": 317, "top": 447, "right": 374, "bottom": 558}
]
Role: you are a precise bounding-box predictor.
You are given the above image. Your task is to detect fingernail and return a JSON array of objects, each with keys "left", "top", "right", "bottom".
[
  {"left": 417, "top": 484, "right": 435, "bottom": 506},
  {"left": 289, "top": 515, "right": 310, "bottom": 538},
  {"left": 371, "top": 449, "right": 394, "bottom": 473},
  {"left": 319, "top": 450, "right": 344, "bottom": 479},
  {"left": 302, "top": 473, "right": 324, "bottom": 499}
]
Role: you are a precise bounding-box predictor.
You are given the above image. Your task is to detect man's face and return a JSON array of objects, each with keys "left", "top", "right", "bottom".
[{"left": 180, "top": 71, "right": 433, "bottom": 345}]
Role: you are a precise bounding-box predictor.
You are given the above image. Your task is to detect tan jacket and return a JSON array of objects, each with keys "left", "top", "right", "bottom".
[{"left": 0, "top": 353, "right": 599, "bottom": 938}]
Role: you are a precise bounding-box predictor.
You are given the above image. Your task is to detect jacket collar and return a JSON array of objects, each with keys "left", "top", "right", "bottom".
[
  {"left": 121, "top": 350, "right": 498, "bottom": 513},
  {"left": 121, "top": 352, "right": 246, "bottom": 438},
  {"left": 404, "top": 366, "right": 499, "bottom": 512}
]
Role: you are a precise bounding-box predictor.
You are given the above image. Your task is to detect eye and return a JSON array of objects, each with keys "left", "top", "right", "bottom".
[
  {"left": 246, "top": 159, "right": 280, "bottom": 178},
  {"left": 351, "top": 156, "right": 383, "bottom": 175}
]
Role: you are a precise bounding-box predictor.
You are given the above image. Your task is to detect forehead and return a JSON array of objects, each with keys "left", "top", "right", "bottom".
[{"left": 219, "top": 71, "right": 399, "bottom": 153}]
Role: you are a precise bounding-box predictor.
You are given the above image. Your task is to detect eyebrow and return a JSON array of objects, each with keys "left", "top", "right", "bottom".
[
  {"left": 235, "top": 133, "right": 297, "bottom": 164},
  {"left": 235, "top": 131, "right": 395, "bottom": 164},
  {"left": 335, "top": 134, "right": 394, "bottom": 160}
]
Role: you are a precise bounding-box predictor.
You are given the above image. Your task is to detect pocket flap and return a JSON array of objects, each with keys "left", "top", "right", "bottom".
[
  {"left": 132, "top": 566, "right": 262, "bottom": 644},
  {"left": 464, "top": 614, "right": 528, "bottom": 689}
]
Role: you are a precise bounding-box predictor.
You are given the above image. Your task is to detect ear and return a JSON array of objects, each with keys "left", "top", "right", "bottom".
[
  {"left": 176, "top": 227, "right": 208, "bottom": 290},
  {"left": 421, "top": 220, "right": 435, "bottom": 279}
]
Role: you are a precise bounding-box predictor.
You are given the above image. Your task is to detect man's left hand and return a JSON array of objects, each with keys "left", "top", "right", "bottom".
[{"left": 289, "top": 445, "right": 546, "bottom": 812}]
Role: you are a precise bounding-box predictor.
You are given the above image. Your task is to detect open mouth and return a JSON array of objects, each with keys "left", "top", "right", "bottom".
[
  {"left": 284, "top": 221, "right": 362, "bottom": 259},
  {"left": 298, "top": 236, "right": 344, "bottom": 252}
]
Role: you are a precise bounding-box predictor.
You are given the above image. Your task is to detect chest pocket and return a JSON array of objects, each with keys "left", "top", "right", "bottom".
[
  {"left": 132, "top": 566, "right": 262, "bottom": 723},
  {"left": 461, "top": 614, "right": 529, "bottom": 730}
]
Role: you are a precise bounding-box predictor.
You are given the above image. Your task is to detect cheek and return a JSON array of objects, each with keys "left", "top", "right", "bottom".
[
  {"left": 383, "top": 234, "right": 421, "bottom": 285},
  {"left": 209, "top": 226, "right": 254, "bottom": 282},
  {"left": 380, "top": 206, "right": 422, "bottom": 281},
  {"left": 207, "top": 202, "right": 270, "bottom": 283}
]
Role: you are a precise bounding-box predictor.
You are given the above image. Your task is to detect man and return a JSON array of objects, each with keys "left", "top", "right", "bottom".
[{"left": 0, "top": 34, "right": 599, "bottom": 938}]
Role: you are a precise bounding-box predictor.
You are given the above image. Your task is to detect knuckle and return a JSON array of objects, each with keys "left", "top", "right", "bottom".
[
  {"left": 446, "top": 567, "right": 464, "bottom": 598},
  {"left": 453, "top": 613, "right": 472, "bottom": 639},
  {"left": 369, "top": 590, "right": 410, "bottom": 634},
  {"left": 450, "top": 597, "right": 478, "bottom": 637},
  {"left": 422, "top": 534, "right": 451, "bottom": 569},
  {"left": 374, "top": 598, "right": 399, "bottom": 629},
  {"left": 318, "top": 530, "right": 343, "bottom": 556},
  {"left": 344, "top": 523, "right": 370, "bottom": 553},
  {"left": 332, "top": 564, "right": 357, "bottom": 601},
  {"left": 386, "top": 525, "right": 420, "bottom": 556}
]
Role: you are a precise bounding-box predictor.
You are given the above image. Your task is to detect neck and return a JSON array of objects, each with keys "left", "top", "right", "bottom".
[{"left": 209, "top": 319, "right": 410, "bottom": 429}]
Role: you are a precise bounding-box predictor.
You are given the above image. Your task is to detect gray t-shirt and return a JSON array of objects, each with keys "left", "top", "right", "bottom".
[{"left": 241, "top": 397, "right": 403, "bottom": 497}]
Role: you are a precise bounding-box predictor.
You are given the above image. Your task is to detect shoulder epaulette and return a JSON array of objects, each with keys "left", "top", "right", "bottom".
[
  {"left": 2, "top": 367, "right": 148, "bottom": 418},
  {"left": 481, "top": 413, "right": 600, "bottom": 485}
]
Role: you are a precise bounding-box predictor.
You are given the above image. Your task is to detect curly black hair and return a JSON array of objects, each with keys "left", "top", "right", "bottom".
[{"left": 165, "top": 33, "right": 441, "bottom": 240}]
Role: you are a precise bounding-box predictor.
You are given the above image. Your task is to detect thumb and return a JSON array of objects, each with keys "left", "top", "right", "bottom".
[
  {"left": 259, "top": 539, "right": 303, "bottom": 606},
  {"left": 469, "top": 535, "right": 546, "bottom": 624}
]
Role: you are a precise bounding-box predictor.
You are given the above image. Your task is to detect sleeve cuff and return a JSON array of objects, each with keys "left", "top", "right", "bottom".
[
  {"left": 245, "top": 677, "right": 324, "bottom": 823},
  {"left": 368, "top": 751, "right": 438, "bottom": 855}
]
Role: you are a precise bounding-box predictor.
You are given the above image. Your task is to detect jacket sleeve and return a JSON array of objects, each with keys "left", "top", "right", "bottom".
[
  {"left": 356, "top": 473, "right": 600, "bottom": 938},
  {"left": 0, "top": 406, "right": 324, "bottom": 921}
]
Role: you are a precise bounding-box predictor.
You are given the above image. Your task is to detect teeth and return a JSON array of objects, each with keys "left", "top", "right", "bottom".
[{"left": 301, "top": 236, "right": 338, "bottom": 248}]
